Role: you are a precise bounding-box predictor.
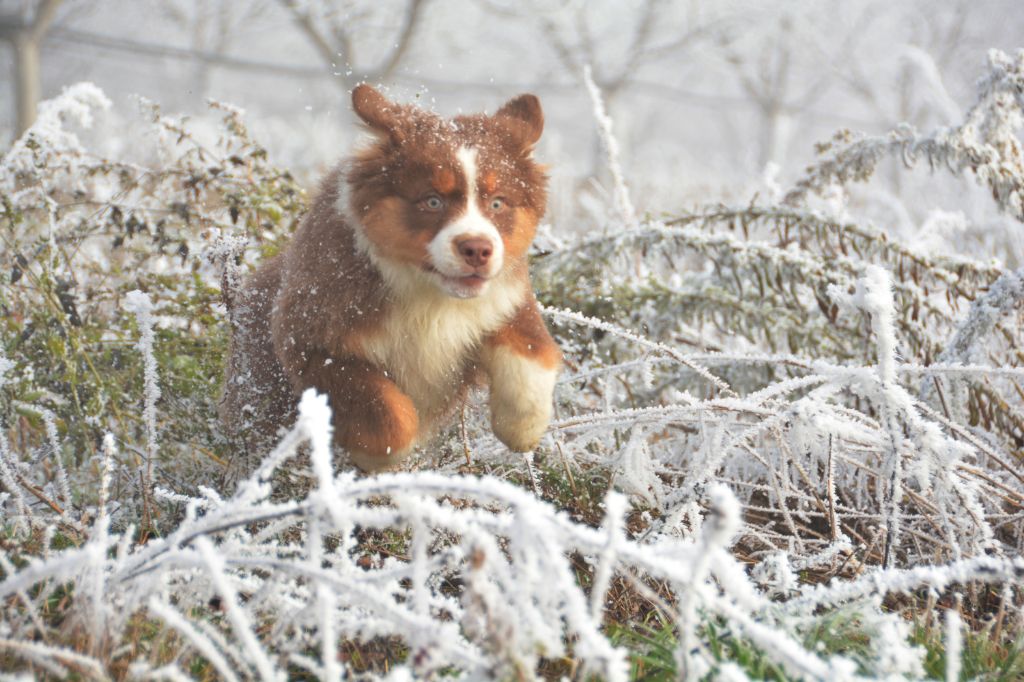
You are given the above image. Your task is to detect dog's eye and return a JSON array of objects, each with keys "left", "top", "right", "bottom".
[
  {"left": 488, "top": 197, "right": 505, "bottom": 211},
  {"left": 421, "top": 195, "right": 444, "bottom": 211}
]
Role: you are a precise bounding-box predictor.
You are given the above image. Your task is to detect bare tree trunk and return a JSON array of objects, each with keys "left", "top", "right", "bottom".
[
  {"left": 13, "top": 33, "right": 41, "bottom": 135},
  {"left": 5, "top": 0, "right": 63, "bottom": 137}
]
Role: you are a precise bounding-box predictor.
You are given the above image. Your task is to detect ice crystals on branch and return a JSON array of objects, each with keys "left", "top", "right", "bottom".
[{"left": 124, "top": 290, "right": 161, "bottom": 471}]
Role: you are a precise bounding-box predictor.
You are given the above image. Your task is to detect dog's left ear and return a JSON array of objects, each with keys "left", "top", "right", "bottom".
[
  {"left": 353, "top": 84, "right": 405, "bottom": 145},
  {"left": 496, "top": 94, "right": 543, "bottom": 150}
]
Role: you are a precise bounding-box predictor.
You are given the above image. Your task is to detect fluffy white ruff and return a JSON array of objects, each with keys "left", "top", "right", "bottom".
[
  {"left": 361, "top": 267, "right": 525, "bottom": 434},
  {"left": 481, "top": 344, "right": 557, "bottom": 452},
  {"left": 337, "top": 169, "right": 527, "bottom": 438}
]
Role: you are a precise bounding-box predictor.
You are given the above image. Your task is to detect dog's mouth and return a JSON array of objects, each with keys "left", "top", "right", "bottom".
[
  {"left": 424, "top": 266, "right": 491, "bottom": 298},
  {"left": 448, "top": 273, "right": 487, "bottom": 285}
]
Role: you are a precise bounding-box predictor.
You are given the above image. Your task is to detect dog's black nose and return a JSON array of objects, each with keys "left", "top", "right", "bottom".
[{"left": 456, "top": 238, "right": 493, "bottom": 267}]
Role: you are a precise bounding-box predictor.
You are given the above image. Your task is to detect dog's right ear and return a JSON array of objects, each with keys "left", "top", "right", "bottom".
[
  {"left": 496, "top": 93, "right": 544, "bottom": 151},
  {"left": 352, "top": 84, "right": 405, "bottom": 144}
]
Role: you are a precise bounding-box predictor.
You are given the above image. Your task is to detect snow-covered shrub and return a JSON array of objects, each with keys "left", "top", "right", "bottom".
[
  {"left": 1, "top": 86, "right": 303, "bottom": 527},
  {"left": 2, "top": 52, "right": 1024, "bottom": 679},
  {"left": 532, "top": 49, "right": 1024, "bottom": 569}
]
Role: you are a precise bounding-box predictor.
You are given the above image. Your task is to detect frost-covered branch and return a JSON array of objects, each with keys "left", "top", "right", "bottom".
[
  {"left": 784, "top": 50, "right": 1024, "bottom": 222},
  {"left": 583, "top": 65, "right": 639, "bottom": 230}
]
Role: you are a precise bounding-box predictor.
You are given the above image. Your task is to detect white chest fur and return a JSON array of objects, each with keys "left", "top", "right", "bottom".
[
  {"left": 361, "top": 269, "right": 525, "bottom": 428},
  {"left": 337, "top": 171, "right": 526, "bottom": 432}
]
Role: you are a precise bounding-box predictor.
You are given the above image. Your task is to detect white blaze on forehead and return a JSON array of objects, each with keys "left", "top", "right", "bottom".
[
  {"left": 427, "top": 146, "right": 504, "bottom": 280},
  {"left": 457, "top": 146, "right": 479, "bottom": 200}
]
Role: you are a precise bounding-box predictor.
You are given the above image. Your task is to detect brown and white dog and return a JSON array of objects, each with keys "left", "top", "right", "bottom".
[{"left": 220, "top": 85, "right": 561, "bottom": 472}]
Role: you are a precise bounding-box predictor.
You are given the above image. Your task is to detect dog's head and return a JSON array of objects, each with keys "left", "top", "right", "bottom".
[{"left": 344, "top": 85, "right": 547, "bottom": 299}]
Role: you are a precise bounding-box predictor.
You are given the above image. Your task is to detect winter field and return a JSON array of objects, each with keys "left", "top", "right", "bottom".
[{"left": 3, "top": 8, "right": 1024, "bottom": 681}]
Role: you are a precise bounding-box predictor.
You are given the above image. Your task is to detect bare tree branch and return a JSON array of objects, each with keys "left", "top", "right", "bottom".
[
  {"left": 376, "top": 0, "right": 426, "bottom": 79},
  {"left": 278, "top": 0, "right": 346, "bottom": 70},
  {"left": 605, "top": 0, "right": 664, "bottom": 95},
  {"left": 278, "top": 0, "right": 426, "bottom": 86},
  {"left": 28, "top": 0, "right": 62, "bottom": 40}
]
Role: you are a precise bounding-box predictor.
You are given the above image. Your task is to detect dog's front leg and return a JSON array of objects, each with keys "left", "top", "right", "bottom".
[
  {"left": 481, "top": 300, "right": 561, "bottom": 452},
  {"left": 287, "top": 350, "right": 420, "bottom": 472}
]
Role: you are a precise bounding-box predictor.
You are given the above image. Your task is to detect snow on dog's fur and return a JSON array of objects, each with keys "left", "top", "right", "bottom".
[{"left": 220, "top": 85, "right": 561, "bottom": 471}]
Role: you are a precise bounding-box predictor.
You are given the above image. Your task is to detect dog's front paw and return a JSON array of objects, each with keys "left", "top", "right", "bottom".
[
  {"left": 492, "top": 401, "right": 553, "bottom": 452},
  {"left": 487, "top": 349, "right": 558, "bottom": 452},
  {"left": 334, "top": 376, "right": 421, "bottom": 472}
]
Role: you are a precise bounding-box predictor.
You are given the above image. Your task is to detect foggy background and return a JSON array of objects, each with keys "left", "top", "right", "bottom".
[{"left": 2, "top": 0, "right": 1023, "bottom": 250}]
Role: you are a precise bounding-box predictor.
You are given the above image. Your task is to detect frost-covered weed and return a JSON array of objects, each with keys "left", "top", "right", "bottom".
[
  {"left": 1, "top": 85, "right": 305, "bottom": 519},
  {"left": 4, "top": 387, "right": 1020, "bottom": 679},
  {"left": 784, "top": 50, "right": 1024, "bottom": 221},
  {"left": 533, "top": 51, "right": 1024, "bottom": 569},
  {"left": 2, "top": 52, "right": 1024, "bottom": 679}
]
